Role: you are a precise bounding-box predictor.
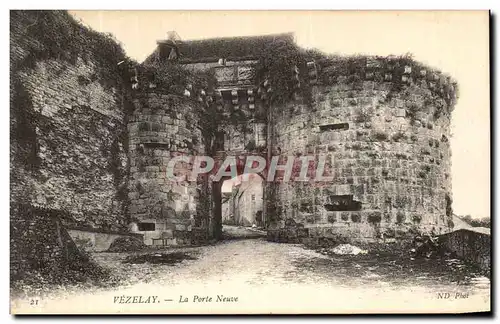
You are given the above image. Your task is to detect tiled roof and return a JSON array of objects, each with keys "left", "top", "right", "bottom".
[{"left": 152, "top": 32, "right": 295, "bottom": 63}]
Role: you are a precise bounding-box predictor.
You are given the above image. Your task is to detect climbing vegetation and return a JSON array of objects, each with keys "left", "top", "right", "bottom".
[
  {"left": 251, "top": 39, "right": 458, "bottom": 123},
  {"left": 253, "top": 39, "right": 310, "bottom": 105},
  {"left": 138, "top": 63, "right": 215, "bottom": 96},
  {"left": 11, "top": 10, "right": 129, "bottom": 90}
]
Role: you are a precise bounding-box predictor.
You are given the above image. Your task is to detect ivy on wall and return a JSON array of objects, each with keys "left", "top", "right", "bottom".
[
  {"left": 253, "top": 40, "right": 315, "bottom": 105},
  {"left": 139, "top": 60, "right": 261, "bottom": 155},
  {"left": 250, "top": 39, "right": 459, "bottom": 125},
  {"left": 250, "top": 39, "right": 459, "bottom": 121},
  {"left": 11, "top": 10, "right": 129, "bottom": 90},
  {"left": 11, "top": 77, "right": 40, "bottom": 172},
  {"left": 318, "top": 53, "right": 459, "bottom": 120},
  {"left": 138, "top": 62, "right": 214, "bottom": 96},
  {"left": 11, "top": 10, "right": 134, "bottom": 231}
]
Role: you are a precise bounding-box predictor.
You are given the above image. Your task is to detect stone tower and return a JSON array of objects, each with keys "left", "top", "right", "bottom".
[
  {"left": 269, "top": 56, "right": 455, "bottom": 243},
  {"left": 130, "top": 34, "right": 457, "bottom": 245}
]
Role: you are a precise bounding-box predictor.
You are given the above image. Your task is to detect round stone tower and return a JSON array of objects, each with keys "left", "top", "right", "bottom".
[
  {"left": 127, "top": 91, "right": 208, "bottom": 246},
  {"left": 270, "top": 56, "right": 457, "bottom": 243}
]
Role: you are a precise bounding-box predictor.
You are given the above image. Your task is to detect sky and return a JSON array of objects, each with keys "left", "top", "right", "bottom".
[{"left": 69, "top": 11, "right": 490, "bottom": 218}]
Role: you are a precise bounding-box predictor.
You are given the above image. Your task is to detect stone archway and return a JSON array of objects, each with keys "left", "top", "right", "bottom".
[
  {"left": 210, "top": 155, "right": 267, "bottom": 240},
  {"left": 129, "top": 37, "right": 457, "bottom": 247}
]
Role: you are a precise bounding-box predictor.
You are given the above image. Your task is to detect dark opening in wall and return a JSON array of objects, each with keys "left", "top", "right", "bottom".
[
  {"left": 221, "top": 90, "right": 233, "bottom": 102},
  {"left": 214, "top": 131, "right": 225, "bottom": 151},
  {"left": 138, "top": 222, "right": 155, "bottom": 231},
  {"left": 324, "top": 195, "right": 362, "bottom": 211},
  {"left": 144, "top": 143, "right": 170, "bottom": 150},
  {"left": 319, "top": 123, "right": 349, "bottom": 132}
]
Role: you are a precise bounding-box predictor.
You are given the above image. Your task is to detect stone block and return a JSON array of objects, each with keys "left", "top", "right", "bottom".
[
  {"left": 175, "top": 224, "right": 186, "bottom": 231},
  {"left": 396, "top": 108, "right": 406, "bottom": 117},
  {"left": 165, "top": 238, "right": 177, "bottom": 246},
  {"left": 161, "top": 230, "right": 174, "bottom": 239}
]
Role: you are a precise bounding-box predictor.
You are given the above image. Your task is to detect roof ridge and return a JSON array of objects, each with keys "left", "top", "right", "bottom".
[{"left": 162, "top": 32, "right": 294, "bottom": 44}]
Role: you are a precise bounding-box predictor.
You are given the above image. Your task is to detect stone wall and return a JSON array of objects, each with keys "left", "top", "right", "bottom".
[
  {"left": 10, "top": 11, "right": 130, "bottom": 231},
  {"left": 232, "top": 176, "right": 264, "bottom": 226},
  {"left": 268, "top": 56, "right": 456, "bottom": 243},
  {"left": 439, "top": 228, "right": 490, "bottom": 274},
  {"left": 10, "top": 203, "right": 108, "bottom": 285},
  {"left": 68, "top": 229, "right": 143, "bottom": 252},
  {"left": 127, "top": 91, "right": 209, "bottom": 245},
  {"left": 11, "top": 14, "right": 459, "bottom": 252}
]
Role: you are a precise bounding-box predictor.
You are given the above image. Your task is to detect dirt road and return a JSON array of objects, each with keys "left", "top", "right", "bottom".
[{"left": 11, "top": 230, "right": 490, "bottom": 314}]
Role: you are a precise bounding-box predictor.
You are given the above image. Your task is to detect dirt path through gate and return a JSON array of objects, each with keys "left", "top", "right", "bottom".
[{"left": 11, "top": 237, "right": 490, "bottom": 314}]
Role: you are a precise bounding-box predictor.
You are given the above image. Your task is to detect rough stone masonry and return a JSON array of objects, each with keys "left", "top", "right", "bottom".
[
  {"left": 132, "top": 33, "right": 457, "bottom": 245},
  {"left": 269, "top": 62, "right": 455, "bottom": 244},
  {"left": 11, "top": 10, "right": 131, "bottom": 228},
  {"left": 10, "top": 11, "right": 458, "bottom": 254},
  {"left": 10, "top": 10, "right": 133, "bottom": 281}
]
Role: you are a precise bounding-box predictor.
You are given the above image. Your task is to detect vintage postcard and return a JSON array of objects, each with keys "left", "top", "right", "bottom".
[{"left": 9, "top": 10, "right": 490, "bottom": 314}]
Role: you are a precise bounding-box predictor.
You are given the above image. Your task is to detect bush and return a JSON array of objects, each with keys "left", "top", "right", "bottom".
[{"left": 10, "top": 204, "right": 115, "bottom": 293}]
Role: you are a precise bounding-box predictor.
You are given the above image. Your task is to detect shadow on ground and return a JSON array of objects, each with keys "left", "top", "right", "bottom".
[
  {"left": 221, "top": 225, "right": 266, "bottom": 240},
  {"left": 123, "top": 252, "right": 197, "bottom": 265},
  {"left": 292, "top": 250, "right": 489, "bottom": 289}
]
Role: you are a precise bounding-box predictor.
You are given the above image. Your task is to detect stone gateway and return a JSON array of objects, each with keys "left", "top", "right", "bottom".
[
  {"left": 128, "top": 33, "right": 456, "bottom": 245},
  {"left": 10, "top": 11, "right": 458, "bottom": 257}
]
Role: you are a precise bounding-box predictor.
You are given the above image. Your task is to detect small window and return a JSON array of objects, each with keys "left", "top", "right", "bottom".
[
  {"left": 138, "top": 222, "right": 155, "bottom": 231},
  {"left": 251, "top": 194, "right": 256, "bottom": 201},
  {"left": 319, "top": 123, "right": 349, "bottom": 132},
  {"left": 324, "top": 195, "right": 362, "bottom": 211}
]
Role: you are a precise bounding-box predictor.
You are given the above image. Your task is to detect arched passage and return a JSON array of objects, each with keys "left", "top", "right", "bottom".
[
  {"left": 210, "top": 156, "right": 267, "bottom": 240},
  {"left": 221, "top": 174, "right": 264, "bottom": 229}
]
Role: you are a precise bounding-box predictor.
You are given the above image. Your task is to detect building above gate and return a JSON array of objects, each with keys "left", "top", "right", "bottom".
[
  {"left": 148, "top": 32, "right": 294, "bottom": 64},
  {"left": 144, "top": 32, "right": 291, "bottom": 155}
]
